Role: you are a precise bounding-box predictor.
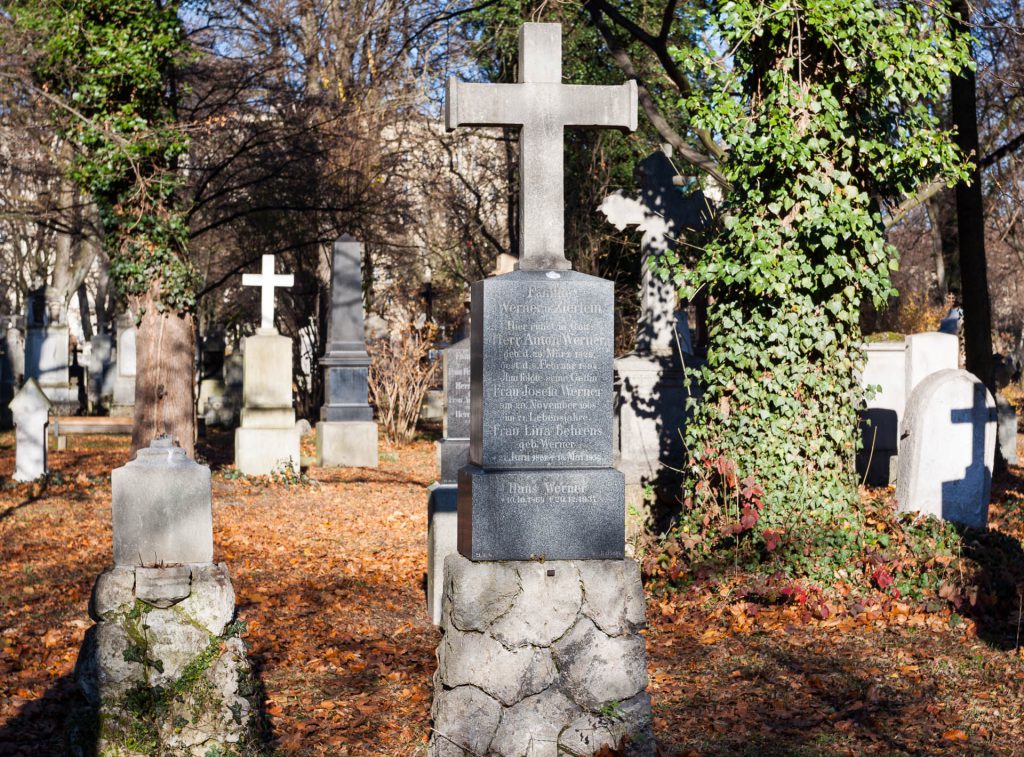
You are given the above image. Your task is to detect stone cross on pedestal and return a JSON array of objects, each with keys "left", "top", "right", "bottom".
[
  {"left": 242, "top": 254, "right": 293, "bottom": 331},
  {"left": 446, "top": 22, "right": 637, "bottom": 271},
  {"left": 433, "top": 23, "right": 653, "bottom": 755}
]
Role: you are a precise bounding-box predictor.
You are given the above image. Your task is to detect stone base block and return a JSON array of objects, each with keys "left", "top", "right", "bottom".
[
  {"left": 427, "top": 484, "right": 458, "bottom": 625},
  {"left": 437, "top": 438, "right": 470, "bottom": 484},
  {"left": 457, "top": 466, "right": 625, "bottom": 561},
  {"left": 71, "top": 564, "right": 260, "bottom": 755},
  {"left": 240, "top": 406, "right": 295, "bottom": 429},
  {"left": 430, "top": 554, "right": 652, "bottom": 756},
  {"left": 109, "top": 403, "right": 135, "bottom": 418},
  {"left": 235, "top": 426, "right": 300, "bottom": 475},
  {"left": 316, "top": 420, "right": 378, "bottom": 468}
]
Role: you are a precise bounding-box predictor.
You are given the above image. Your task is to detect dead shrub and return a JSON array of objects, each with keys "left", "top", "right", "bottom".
[{"left": 367, "top": 322, "right": 439, "bottom": 445}]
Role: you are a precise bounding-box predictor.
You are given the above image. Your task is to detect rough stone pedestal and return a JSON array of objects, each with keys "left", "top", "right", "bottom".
[
  {"left": 71, "top": 563, "right": 260, "bottom": 755},
  {"left": 431, "top": 554, "right": 653, "bottom": 756},
  {"left": 316, "top": 420, "right": 379, "bottom": 468}
]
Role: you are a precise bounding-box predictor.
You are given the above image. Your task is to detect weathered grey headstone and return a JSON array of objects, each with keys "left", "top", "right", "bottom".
[
  {"left": 9, "top": 379, "right": 52, "bottom": 482},
  {"left": 427, "top": 338, "right": 470, "bottom": 624},
  {"left": 459, "top": 271, "right": 624, "bottom": 560},
  {"left": 112, "top": 437, "right": 213, "bottom": 565},
  {"left": 896, "top": 369, "right": 996, "bottom": 529},
  {"left": 996, "top": 393, "right": 1018, "bottom": 466},
  {"left": 110, "top": 315, "right": 137, "bottom": 415},
  {"left": 25, "top": 288, "right": 77, "bottom": 414},
  {"left": 316, "top": 235, "right": 379, "bottom": 468},
  {"left": 72, "top": 437, "right": 258, "bottom": 752},
  {"left": 234, "top": 255, "right": 300, "bottom": 475},
  {"left": 88, "top": 333, "right": 116, "bottom": 412},
  {"left": 435, "top": 23, "right": 650, "bottom": 755}
]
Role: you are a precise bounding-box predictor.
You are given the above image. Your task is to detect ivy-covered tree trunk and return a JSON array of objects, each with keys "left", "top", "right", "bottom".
[
  {"left": 131, "top": 286, "right": 195, "bottom": 458},
  {"left": 662, "top": 0, "right": 971, "bottom": 575}
]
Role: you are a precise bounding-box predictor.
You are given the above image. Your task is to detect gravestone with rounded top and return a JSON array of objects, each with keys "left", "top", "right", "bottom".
[
  {"left": 434, "top": 23, "right": 652, "bottom": 756},
  {"left": 234, "top": 255, "right": 300, "bottom": 475},
  {"left": 111, "top": 315, "right": 136, "bottom": 415},
  {"left": 316, "top": 235, "right": 378, "bottom": 468},
  {"left": 896, "top": 369, "right": 996, "bottom": 529},
  {"left": 9, "top": 378, "right": 52, "bottom": 482}
]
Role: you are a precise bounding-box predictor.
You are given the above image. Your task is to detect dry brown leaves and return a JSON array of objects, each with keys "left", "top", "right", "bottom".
[{"left": 0, "top": 432, "right": 1023, "bottom": 754}]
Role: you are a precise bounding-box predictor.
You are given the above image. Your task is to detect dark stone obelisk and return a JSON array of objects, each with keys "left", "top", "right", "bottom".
[{"left": 316, "top": 234, "right": 378, "bottom": 467}]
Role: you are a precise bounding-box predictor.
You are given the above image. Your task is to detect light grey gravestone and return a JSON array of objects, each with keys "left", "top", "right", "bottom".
[
  {"left": 234, "top": 255, "right": 300, "bottom": 475},
  {"left": 427, "top": 338, "right": 470, "bottom": 624},
  {"left": 996, "top": 393, "right": 1018, "bottom": 466},
  {"left": 88, "top": 332, "right": 116, "bottom": 413},
  {"left": 434, "top": 22, "right": 652, "bottom": 756},
  {"left": 70, "top": 436, "right": 259, "bottom": 754},
  {"left": 9, "top": 378, "right": 52, "bottom": 482},
  {"left": 111, "top": 314, "right": 137, "bottom": 415},
  {"left": 600, "top": 146, "right": 708, "bottom": 534},
  {"left": 198, "top": 330, "right": 230, "bottom": 427},
  {"left": 896, "top": 369, "right": 996, "bottom": 529},
  {"left": 24, "top": 287, "right": 78, "bottom": 414},
  {"left": 316, "top": 235, "right": 379, "bottom": 468},
  {"left": 857, "top": 333, "right": 959, "bottom": 486}
]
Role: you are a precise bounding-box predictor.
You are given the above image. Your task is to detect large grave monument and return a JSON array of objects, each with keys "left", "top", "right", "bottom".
[
  {"left": 896, "top": 369, "right": 996, "bottom": 529},
  {"left": 234, "top": 255, "right": 300, "bottom": 475},
  {"left": 24, "top": 287, "right": 78, "bottom": 414},
  {"left": 426, "top": 337, "right": 470, "bottom": 624},
  {"left": 9, "top": 379, "right": 52, "bottom": 482},
  {"left": 71, "top": 437, "right": 259, "bottom": 752},
  {"left": 600, "top": 146, "right": 708, "bottom": 534},
  {"left": 432, "top": 23, "right": 652, "bottom": 755},
  {"left": 316, "top": 234, "right": 378, "bottom": 468}
]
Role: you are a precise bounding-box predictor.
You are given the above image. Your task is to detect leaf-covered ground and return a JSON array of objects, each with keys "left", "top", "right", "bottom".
[{"left": 1, "top": 430, "right": 1023, "bottom": 755}]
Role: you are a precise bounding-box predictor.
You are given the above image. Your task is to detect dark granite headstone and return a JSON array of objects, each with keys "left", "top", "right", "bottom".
[
  {"left": 457, "top": 270, "right": 625, "bottom": 560},
  {"left": 319, "top": 235, "right": 373, "bottom": 423},
  {"left": 438, "top": 338, "right": 470, "bottom": 483}
]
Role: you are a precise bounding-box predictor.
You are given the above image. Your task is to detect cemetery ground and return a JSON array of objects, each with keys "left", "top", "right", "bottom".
[{"left": 0, "top": 432, "right": 1022, "bottom": 755}]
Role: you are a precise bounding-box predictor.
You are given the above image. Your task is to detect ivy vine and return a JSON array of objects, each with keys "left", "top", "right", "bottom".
[{"left": 656, "top": 0, "right": 971, "bottom": 574}]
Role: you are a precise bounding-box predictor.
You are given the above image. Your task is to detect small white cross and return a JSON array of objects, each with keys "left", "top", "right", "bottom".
[{"left": 242, "top": 254, "right": 293, "bottom": 330}]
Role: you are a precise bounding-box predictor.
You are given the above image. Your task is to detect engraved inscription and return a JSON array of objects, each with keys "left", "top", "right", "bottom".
[
  {"left": 487, "top": 282, "right": 612, "bottom": 466},
  {"left": 446, "top": 351, "right": 471, "bottom": 434},
  {"left": 499, "top": 477, "right": 597, "bottom": 508}
]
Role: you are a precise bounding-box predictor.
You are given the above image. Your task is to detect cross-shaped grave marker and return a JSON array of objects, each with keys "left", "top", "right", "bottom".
[
  {"left": 446, "top": 23, "right": 637, "bottom": 271},
  {"left": 242, "top": 254, "right": 293, "bottom": 330}
]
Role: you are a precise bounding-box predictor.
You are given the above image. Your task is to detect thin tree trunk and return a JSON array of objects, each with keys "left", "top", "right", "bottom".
[
  {"left": 131, "top": 286, "right": 196, "bottom": 458},
  {"left": 951, "top": 0, "right": 994, "bottom": 389}
]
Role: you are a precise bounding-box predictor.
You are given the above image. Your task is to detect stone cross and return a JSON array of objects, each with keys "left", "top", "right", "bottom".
[
  {"left": 242, "top": 254, "right": 293, "bottom": 330},
  {"left": 446, "top": 23, "right": 637, "bottom": 271}
]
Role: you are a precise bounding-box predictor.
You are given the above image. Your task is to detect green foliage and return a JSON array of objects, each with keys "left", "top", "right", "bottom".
[
  {"left": 652, "top": 0, "right": 971, "bottom": 570},
  {"left": 12, "top": 0, "right": 198, "bottom": 311}
]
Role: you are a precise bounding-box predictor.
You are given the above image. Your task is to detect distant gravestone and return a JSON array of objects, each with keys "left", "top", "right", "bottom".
[
  {"left": 9, "top": 379, "right": 52, "bottom": 482},
  {"left": 426, "top": 338, "right": 470, "bottom": 624},
  {"left": 996, "top": 394, "right": 1018, "bottom": 466},
  {"left": 896, "top": 369, "right": 996, "bottom": 529},
  {"left": 111, "top": 316, "right": 137, "bottom": 415},
  {"left": 25, "top": 288, "right": 77, "bottom": 414},
  {"left": 234, "top": 255, "right": 300, "bottom": 475},
  {"left": 316, "top": 235, "right": 378, "bottom": 468},
  {"left": 88, "top": 333, "right": 116, "bottom": 412},
  {"left": 906, "top": 332, "right": 959, "bottom": 395},
  {"left": 74, "top": 435, "right": 258, "bottom": 751}
]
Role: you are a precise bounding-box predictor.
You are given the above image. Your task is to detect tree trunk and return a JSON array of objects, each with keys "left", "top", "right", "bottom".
[
  {"left": 130, "top": 287, "right": 196, "bottom": 458},
  {"left": 951, "top": 0, "right": 994, "bottom": 389}
]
